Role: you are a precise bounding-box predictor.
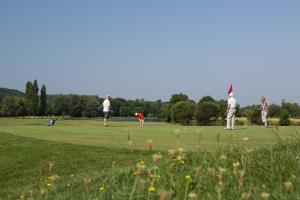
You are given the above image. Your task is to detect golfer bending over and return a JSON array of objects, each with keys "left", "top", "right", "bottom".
[{"left": 135, "top": 112, "right": 144, "bottom": 127}]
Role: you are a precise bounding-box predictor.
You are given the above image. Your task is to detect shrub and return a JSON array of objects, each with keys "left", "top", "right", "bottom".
[
  {"left": 247, "top": 107, "right": 261, "bottom": 125},
  {"left": 279, "top": 109, "right": 290, "bottom": 126},
  {"left": 195, "top": 102, "right": 220, "bottom": 125},
  {"left": 170, "top": 101, "right": 196, "bottom": 124}
]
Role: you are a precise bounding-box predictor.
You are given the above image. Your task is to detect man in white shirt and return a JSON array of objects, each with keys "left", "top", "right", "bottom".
[
  {"left": 103, "top": 95, "right": 111, "bottom": 126},
  {"left": 225, "top": 92, "right": 237, "bottom": 130}
]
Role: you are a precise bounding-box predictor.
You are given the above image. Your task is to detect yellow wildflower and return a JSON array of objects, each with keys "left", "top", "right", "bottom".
[
  {"left": 148, "top": 187, "right": 156, "bottom": 193},
  {"left": 185, "top": 175, "right": 191, "bottom": 181},
  {"left": 99, "top": 186, "right": 105, "bottom": 192}
]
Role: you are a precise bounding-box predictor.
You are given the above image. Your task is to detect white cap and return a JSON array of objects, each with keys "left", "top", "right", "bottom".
[
  {"left": 229, "top": 92, "right": 234, "bottom": 97},
  {"left": 135, "top": 113, "right": 138, "bottom": 116},
  {"left": 106, "top": 95, "right": 110, "bottom": 99}
]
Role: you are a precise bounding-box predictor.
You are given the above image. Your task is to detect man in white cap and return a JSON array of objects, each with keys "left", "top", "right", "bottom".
[
  {"left": 225, "top": 92, "right": 237, "bottom": 130},
  {"left": 260, "top": 96, "right": 269, "bottom": 128},
  {"left": 103, "top": 95, "right": 111, "bottom": 126}
]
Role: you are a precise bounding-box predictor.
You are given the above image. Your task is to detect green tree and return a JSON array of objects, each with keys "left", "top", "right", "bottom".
[
  {"left": 1, "top": 96, "right": 20, "bottom": 117},
  {"left": 82, "top": 96, "right": 99, "bottom": 118},
  {"left": 17, "top": 97, "right": 27, "bottom": 118},
  {"left": 25, "top": 81, "right": 33, "bottom": 115},
  {"left": 39, "top": 84, "right": 47, "bottom": 118},
  {"left": 32, "top": 80, "right": 39, "bottom": 117},
  {"left": 281, "top": 100, "right": 300, "bottom": 117},
  {"left": 170, "top": 93, "right": 189, "bottom": 106},
  {"left": 217, "top": 99, "right": 228, "bottom": 124},
  {"left": 195, "top": 102, "right": 221, "bottom": 125},
  {"left": 171, "top": 101, "right": 196, "bottom": 124},
  {"left": 167, "top": 93, "right": 189, "bottom": 122},
  {"left": 268, "top": 104, "right": 281, "bottom": 117},
  {"left": 199, "top": 96, "right": 215, "bottom": 104},
  {"left": 247, "top": 107, "right": 261, "bottom": 125},
  {"left": 69, "top": 95, "right": 85, "bottom": 117},
  {"left": 53, "top": 95, "right": 69, "bottom": 116},
  {"left": 279, "top": 109, "right": 290, "bottom": 126}
]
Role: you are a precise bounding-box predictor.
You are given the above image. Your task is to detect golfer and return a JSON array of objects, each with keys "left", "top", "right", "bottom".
[
  {"left": 135, "top": 112, "right": 144, "bottom": 127},
  {"left": 225, "top": 92, "right": 237, "bottom": 130},
  {"left": 260, "top": 96, "right": 269, "bottom": 128},
  {"left": 103, "top": 95, "right": 111, "bottom": 126}
]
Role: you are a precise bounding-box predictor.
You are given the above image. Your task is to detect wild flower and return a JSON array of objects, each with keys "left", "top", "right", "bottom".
[
  {"left": 47, "top": 183, "right": 52, "bottom": 187},
  {"left": 185, "top": 175, "right": 191, "bottom": 181},
  {"left": 148, "top": 187, "right": 156, "bottom": 193},
  {"left": 99, "top": 186, "right": 105, "bottom": 192}
]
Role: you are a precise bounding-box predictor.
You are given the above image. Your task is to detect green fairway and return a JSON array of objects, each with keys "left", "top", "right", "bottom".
[{"left": 0, "top": 118, "right": 299, "bottom": 151}]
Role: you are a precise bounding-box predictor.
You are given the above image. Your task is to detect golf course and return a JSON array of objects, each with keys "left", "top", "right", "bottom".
[{"left": 1, "top": 118, "right": 300, "bottom": 199}]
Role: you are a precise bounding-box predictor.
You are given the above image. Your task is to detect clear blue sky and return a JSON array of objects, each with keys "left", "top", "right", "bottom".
[{"left": 1, "top": 1, "right": 299, "bottom": 105}]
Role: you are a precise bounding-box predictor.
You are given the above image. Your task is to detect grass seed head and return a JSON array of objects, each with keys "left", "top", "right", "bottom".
[
  {"left": 261, "top": 192, "right": 270, "bottom": 199},
  {"left": 147, "top": 139, "right": 153, "bottom": 151},
  {"left": 284, "top": 181, "right": 293, "bottom": 193},
  {"left": 152, "top": 153, "right": 162, "bottom": 165},
  {"left": 241, "top": 192, "right": 249, "bottom": 200},
  {"left": 159, "top": 191, "right": 169, "bottom": 200},
  {"left": 188, "top": 192, "right": 197, "bottom": 200}
]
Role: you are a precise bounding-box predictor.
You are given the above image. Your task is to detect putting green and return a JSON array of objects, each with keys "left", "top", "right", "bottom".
[{"left": 0, "top": 118, "right": 298, "bottom": 151}]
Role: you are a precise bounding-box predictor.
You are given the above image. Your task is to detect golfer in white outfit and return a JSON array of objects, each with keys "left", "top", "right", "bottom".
[{"left": 225, "top": 92, "right": 237, "bottom": 130}]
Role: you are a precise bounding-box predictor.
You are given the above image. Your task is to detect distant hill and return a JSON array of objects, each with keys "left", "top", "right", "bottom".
[{"left": 0, "top": 88, "right": 25, "bottom": 103}]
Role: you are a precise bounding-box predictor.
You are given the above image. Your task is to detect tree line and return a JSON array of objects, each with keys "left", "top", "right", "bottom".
[{"left": 1, "top": 81, "right": 300, "bottom": 125}]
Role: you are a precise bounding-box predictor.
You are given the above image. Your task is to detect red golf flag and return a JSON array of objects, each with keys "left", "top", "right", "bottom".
[{"left": 228, "top": 84, "right": 233, "bottom": 95}]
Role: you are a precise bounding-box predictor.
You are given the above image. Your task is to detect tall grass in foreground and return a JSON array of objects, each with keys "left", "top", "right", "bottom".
[{"left": 2, "top": 128, "right": 300, "bottom": 200}]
